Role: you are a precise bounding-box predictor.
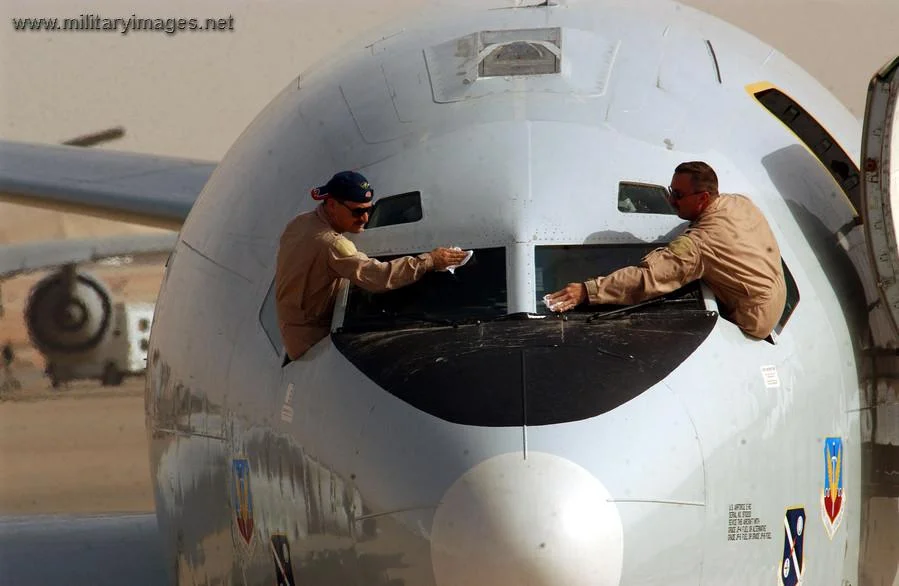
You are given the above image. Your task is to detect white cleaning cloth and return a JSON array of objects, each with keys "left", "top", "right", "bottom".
[
  {"left": 542, "top": 294, "right": 563, "bottom": 312},
  {"left": 443, "top": 247, "right": 474, "bottom": 274}
]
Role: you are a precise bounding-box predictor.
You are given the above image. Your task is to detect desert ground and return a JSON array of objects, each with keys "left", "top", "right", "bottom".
[
  {"left": 0, "top": 383, "right": 153, "bottom": 515},
  {"left": 0, "top": 261, "right": 164, "bottom": 516}
]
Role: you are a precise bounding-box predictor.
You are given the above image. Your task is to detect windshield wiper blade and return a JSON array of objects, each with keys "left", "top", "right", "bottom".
[
  {"left": 388, "top": 312, "right": 458, "bottom": 327},
  {"left": 336, "top": 311, "right": 461, "bottom": 333},
  {"left": 367, "top": 311, "right": 459, "bottom": 326},
  {"left": 585, "top": 295, "right": 671, "bottom": 323},
  {"left": 476, "top": 311, "right": 548, "bottom": 323}
]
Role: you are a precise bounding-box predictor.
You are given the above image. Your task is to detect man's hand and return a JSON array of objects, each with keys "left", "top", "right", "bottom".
[
  {"left": 430, "top": 247, "right": 469, "bottom": 271},
  {"left": 546, "top": 283, "right": 587, "bottom": 312}
]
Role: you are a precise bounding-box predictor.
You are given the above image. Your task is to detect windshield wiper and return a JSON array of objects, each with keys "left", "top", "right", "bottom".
[
  {"left": 475, "top": 311, "right": 548, "bottom": 323},
  {"left": 338, "top": 311, "right": 458, "bottom": 332},
  {"left": 585, "top": 295, "right": 701, "bottom": 323},
  {"left": 387, "top": 311, "right": 458, "bottom": 327}
]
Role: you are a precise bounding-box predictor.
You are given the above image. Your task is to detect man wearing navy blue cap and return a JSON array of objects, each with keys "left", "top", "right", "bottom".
[{"left": 275, "top": 171, "right": 467, "bottom": 361}]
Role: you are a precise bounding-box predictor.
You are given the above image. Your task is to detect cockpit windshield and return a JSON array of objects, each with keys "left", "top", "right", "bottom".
[
  {"left": 535, "top": 243, "right": 705, "bottom": 315},
  {"left": 341, "top": 246, "right": 507, "bottom": 330}
]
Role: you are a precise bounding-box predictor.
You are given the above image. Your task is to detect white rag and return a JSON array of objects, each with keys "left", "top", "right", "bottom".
[{"left": 442, "top": 247, "right": 474, "bottom": 274}]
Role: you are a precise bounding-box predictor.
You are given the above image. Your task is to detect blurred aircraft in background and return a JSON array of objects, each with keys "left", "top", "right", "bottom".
[{"left": 0, "top": 127, "right": 193, "bottom": 385}]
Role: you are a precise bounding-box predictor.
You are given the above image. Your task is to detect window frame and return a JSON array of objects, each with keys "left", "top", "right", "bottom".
[
  {"left": 258, "top": 277, "right": 283, "bottom": 356},
  {"left": 771, "top": 259, "right": 800, "bottom": 339}
]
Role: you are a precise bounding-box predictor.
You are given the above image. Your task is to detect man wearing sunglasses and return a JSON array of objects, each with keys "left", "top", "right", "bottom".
[
  {"left": 546, "top": 161, "right": 786, "bottom": 340},
  {"left": 275, "top": 170, "right": 468, "bottom": 362}
]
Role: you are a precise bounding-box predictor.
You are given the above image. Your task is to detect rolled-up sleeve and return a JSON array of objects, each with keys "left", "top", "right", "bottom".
[
  {"left": 585, "top": 235, "right": 703, "bottom": 305},
  {"left": 327, "top": 236, "right": 433, "bottom": 293}
]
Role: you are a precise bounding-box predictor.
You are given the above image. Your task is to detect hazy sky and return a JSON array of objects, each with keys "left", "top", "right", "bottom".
[
  {"left": 2, "top": 0, "right": 897, "bottom": 160},
  {"left": 0, "top": 0, "right": 897, "bottom": 239}
]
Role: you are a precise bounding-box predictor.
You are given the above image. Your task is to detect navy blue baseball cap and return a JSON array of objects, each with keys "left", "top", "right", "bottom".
[{"left": 310, "top": 171, "right": 373, "bottom": 203}]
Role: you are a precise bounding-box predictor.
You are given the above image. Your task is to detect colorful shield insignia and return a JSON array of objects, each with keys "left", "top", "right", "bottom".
[
  {"left": 780, "top": 507, "right": 806, "bottom": 586},
  {"left": 821, "top": 437, "right": 844, "bottom": 539},
  {"left": 232, "top": 458, "right": 254, "bottom": 546}
]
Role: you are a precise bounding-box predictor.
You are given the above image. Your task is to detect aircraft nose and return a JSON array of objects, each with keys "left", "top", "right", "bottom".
[{"left": 430, "top": 452, "right": 623, "bottom": 586}]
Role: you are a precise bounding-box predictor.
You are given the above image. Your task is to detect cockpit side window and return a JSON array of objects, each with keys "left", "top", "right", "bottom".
[
  {"left": 339, "top": 247, "right": 507, "bottom": 330},
  {"left": 259, "top": 278, "right": 283, "bottom": 355},
  {"left": 365, "top": 191, "right": 423, "bottom": 229},
  {"left": 751, "top": 86, "right": 861, "bottom": 214},
  {"left": 617, "top": 182, "right": 678, "bottom": 215}
]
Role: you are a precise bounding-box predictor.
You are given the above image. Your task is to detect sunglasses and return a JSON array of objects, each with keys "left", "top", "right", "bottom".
[
  {"left": 336, "top": 200, "right": 373, "bottom": 218},
  {"left": 666, "top": 186, "right": 706, "bottom": 201}
]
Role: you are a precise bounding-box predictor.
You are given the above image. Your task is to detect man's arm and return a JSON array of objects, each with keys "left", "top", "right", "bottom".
[
  {"left": 585, "top": 235, "right": 703, "bottom": 305},
  {"left": 546, "top": 235, "right": 703, "bottom": 311},
  {"left": 326, "top": 237, "right": 467, "bottom": 293}
]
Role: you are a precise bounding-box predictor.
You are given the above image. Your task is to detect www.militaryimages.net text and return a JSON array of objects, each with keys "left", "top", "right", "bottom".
[{"left": 11, "top": 14, "right": 235, "bottom": 35}]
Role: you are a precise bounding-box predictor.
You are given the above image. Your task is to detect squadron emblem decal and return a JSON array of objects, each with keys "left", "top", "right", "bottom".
[
  {"left": 821, "top": 437, "right": 844, "bottom": 539},
  {"left": 232, "top": 458, "right": 255, "bottom": 547},
  {"left": 780, "top": 507, "right": 806, "bottom": 586}
]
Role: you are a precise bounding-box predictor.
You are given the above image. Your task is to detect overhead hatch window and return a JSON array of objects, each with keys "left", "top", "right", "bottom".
[
  {"left": 425, "top": 27, "right": 614, "bottom": 103},
  {"left": 366, "top": 191, "right": 423, "bottom": 229},
  {"left": 617, "top": 181, "right": 677, "bottom": 215},
  {"left": 751, "top": 85, "right": 861, "bottom": 214},
  {"left": 339, "top": 247, "right": 507, "bottom": 331},
  {"left": 479, "top": 28, "right": 561, "bottom": 78}
]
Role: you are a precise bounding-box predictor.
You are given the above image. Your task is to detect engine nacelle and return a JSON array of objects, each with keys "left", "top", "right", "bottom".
[{"left": 25, "top": 266, "right": 112, "bottom": 355}]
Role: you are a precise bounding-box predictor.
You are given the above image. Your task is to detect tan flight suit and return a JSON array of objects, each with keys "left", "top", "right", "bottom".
[
  {"left": 585, "top": 194, "right": 787, "bottom": 339},
  {"left": 276, "top": 206, "right": 434, "bottom": 360}
]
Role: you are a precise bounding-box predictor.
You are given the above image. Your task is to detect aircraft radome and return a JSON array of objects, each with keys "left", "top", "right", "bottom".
[{"left": 1, "top": 1, "right": 897, "bottom": 584}]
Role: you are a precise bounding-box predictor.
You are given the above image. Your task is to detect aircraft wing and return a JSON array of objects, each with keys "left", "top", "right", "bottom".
[
  {"left": 0, "top": 140, "right": 216, "bottom": 230},
  {"left": 0, "top": 232, "right": 178, "bottom": 280}
]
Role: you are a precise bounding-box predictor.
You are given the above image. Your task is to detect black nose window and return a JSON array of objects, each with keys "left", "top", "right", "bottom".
[{"left": 339, "top": 246, "right": 507, "bottom": 331}]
